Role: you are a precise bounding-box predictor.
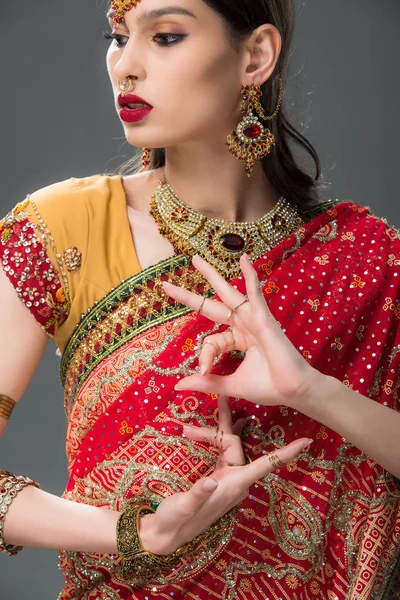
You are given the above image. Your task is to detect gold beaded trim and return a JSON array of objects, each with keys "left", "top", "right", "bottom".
[
  {"left": 150, "top": 177, "right": 303, "bottom": 281},
  {"left": 0, "top": 395, "right": 16, "bottom": 420},
  {"left": 29, "top": 197, "right": 71, "bottom": 304}
]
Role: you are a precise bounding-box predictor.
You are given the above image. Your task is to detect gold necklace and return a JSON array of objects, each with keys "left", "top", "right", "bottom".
[{"left": 150, "top": 177, "right": 303, "bottom": 280}]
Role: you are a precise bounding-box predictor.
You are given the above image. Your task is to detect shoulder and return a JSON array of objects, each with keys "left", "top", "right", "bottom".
[
  {"left": 27, "top": 173, "right": 117, "bottom": 219},
  {"left": 0, "top": 174, "right": 117, "bottom": 339},
  {"left": 317, "top": 199, "right": 400, "bottom": 256}
]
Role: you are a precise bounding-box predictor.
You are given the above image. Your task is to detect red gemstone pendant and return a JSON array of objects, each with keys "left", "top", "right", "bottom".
[
  {"left": 243, "top": 124, "right": 262, "bottom": 139},
  {"left": 220, "top": 234, "right": 245, "bottom": 251}
]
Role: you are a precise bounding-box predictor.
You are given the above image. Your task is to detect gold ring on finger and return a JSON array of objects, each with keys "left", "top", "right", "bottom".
[
  {"left": 203, "top": 341, "right": 221, "bottom": 354},
  {"left": 213, "top": 428, "right": 219, "bottom": 447},
  {"left": 222, "top": 329, "right": 236, "bottom": 352},
  {"left": 197, "top": 296, "right": 207, "bottom": 315},
  {"left": 232, "top": 296, "right": 250, "bottom": 314},
  {"left": 267, "top": 453, "right": 284, "bottom": 469},
  {"left": 218, "top": 430, "right": 225, "bottom": 452}
]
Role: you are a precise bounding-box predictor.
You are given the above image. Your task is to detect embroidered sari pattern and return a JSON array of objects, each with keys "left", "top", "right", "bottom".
[
  {"left": 61, "top": 255, "right": 215, "bottom": 417},
  {"left": 0, "top": 198, "right": 70, "bottom": 335},
  {"left": 54, "top": 201, "right": 400, "bottom": 599}
]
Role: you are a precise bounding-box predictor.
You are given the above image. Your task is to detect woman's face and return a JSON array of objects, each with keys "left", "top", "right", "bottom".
[{"left": 106, "top": 0, "right": 245, "bottom": 150}]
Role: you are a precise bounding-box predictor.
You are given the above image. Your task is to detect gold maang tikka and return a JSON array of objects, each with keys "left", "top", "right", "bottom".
[
  {"left": 111, "top": 0, "right": 142, "bottom": 24},
  {"left": 226, "top": 77, "right": 284, "bottom": 177}
]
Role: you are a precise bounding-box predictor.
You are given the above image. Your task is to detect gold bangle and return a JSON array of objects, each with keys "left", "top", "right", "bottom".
[
  {"left": 0, "top": 472, "right": 40, "bottom": 555},
  {"left": 116, "top": 504, "right": 186, "bottom": 580},
  {"left": 0, "top": 395, "right": 16, "bottom": 420}
]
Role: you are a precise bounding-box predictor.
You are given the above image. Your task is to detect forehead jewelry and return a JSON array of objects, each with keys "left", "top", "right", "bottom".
[
  {"left": 111, "top": 0, "right": 142, "bottom": 24},
  {"left": 117, "top": 77, "right": 134, "bottom": 96}
]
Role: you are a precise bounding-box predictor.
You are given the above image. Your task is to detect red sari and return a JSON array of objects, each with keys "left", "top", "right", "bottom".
[{"left": 1, "top": 195, "right": 400, "bottom": 599}]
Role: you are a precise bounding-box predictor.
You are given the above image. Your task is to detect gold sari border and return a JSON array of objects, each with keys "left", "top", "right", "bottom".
[{"left": 60, "top": 253, "right": 191, "bottom": 382}]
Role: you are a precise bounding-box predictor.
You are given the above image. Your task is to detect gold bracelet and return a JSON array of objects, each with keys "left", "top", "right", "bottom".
[
  {"left": 0, "top": 471, "right": 41, "bottom": 555},
  {"left": 116, "top": 504, "right": 187, "bottom": 580},
  {"left": 0, "top": 395, "right": 16, "bottom": 420}
]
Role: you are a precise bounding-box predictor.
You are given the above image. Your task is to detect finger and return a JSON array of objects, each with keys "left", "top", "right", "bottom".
[
  {"left": 175, "top": 372, "right": 235, "bottom": 396},
  {"left": 199, "top": 330, "right": 237, "bottom": 375},
  {"left": 163, "top": 282, "right": 229, "bottom": 324},
  {"left": 232, "top": 417, "right": 248, "bottom": 436},
  {"left": 220, "top": 419, "right": 246, "bottom": 466},
  {"left": 192, "top": 255, "right": 245, "bottom": 309},
  {"left": 185, "top": 477, "right": 219, "bottom": 511},
  {"left": 240, "top": 254, "right": 289, "bottom": 360},
  {"left": 182, "top": 425, "right": 218, "bottom": 444},
  {"left": 240, "top": 438, "right": 313, "bottom": 487},
  {"left": 217, "top": 395, "right": 233, "bottom": 433},
  {"left": 240, "top": 254, "right": 273, "bottom": 319}
]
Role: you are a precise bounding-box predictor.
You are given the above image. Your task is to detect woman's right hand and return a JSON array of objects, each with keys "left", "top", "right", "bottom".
[{"left": 139, "top": 396, "right": 312, "bottom": 556}]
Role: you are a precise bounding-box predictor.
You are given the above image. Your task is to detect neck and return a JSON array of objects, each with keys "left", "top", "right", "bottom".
[{"left": 163, "top": 143, "right": 280, "bottom": 222}]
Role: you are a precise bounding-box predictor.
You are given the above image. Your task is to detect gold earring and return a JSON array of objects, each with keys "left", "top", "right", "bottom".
[
  {"left": 226, "top": 77, "right": 284, "bottom": 177},
  {"left": 117, "top": 77, "right": 134, "bottom": 96},
  {"left": 141, "top": 148, "right": 151, "bottom": 170}
]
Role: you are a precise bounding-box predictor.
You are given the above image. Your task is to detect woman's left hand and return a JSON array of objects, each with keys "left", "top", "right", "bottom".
[
  {"left": 163, "top": 254, "right": 323, "bottom": 409},
  {"left": 183, "top": 395, "right": 248, "bottom": 472}
]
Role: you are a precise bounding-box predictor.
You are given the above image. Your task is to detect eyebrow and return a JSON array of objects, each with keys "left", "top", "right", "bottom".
[{"left": 106, "top": 6, "right": 197, "bottom": 26}]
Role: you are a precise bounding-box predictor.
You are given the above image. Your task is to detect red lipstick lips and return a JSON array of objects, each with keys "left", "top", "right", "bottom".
[{"left": 118, "top": 93, "right": 153, "bottom": 123}]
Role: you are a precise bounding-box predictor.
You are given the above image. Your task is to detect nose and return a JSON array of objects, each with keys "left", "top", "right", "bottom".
[{"left": 113, "top": 38, "right": 146, "bottom": 83}]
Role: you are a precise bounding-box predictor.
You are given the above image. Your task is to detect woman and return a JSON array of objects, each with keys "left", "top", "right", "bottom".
[{"left": 0, "top": 0, "right": 399, "bottom": 598}]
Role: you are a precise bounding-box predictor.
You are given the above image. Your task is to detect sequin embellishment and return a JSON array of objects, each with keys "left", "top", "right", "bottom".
[{"left": 0, "top": 198, "right": 70, "bottom": 336}]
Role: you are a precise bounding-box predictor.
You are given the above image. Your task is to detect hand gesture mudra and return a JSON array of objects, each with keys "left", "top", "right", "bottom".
[
  {"left": 163, "top": 253, "right": 322, "bottom": 408},
  {"left": 141, "top": 396, "right": 312, "bottom": 555}
]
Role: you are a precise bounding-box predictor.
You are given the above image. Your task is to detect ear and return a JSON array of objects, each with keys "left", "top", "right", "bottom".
[{"left": 241, "top": 24, "right": 282, "bottom": 86}]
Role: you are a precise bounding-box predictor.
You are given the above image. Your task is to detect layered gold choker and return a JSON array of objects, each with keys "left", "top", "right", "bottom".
[{"left": 150, "top": 177, "right": 303, "bottom": 280}]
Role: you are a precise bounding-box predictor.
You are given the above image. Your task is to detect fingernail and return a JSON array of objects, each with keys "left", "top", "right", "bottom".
[
  {"left": 302, "top": 439, "right": 313, "bottom": 452},
  {"left": 202, "top": 479, "right": 218, "bottom": 492},
  {"left": 200, "top": 364, "right": 206, "bottom": 375},
  {"left": 174, "top": 383, "right": 183, "bottom": 390}
]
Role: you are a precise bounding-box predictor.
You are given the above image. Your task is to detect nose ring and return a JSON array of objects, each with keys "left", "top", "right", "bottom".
[{"left": 117, "top": 77, "right": 134, "bottom": 95}]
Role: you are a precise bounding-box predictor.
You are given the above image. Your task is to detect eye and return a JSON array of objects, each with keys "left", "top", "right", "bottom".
[
  {"left": 151, "top": 33, "right": 187, "bottom": 47},
  {"left": 103, "top": 31, "right": 129, "bottom": 48},
  {"left": 103, "top": 30, "right": 187, "bottom": 49}
]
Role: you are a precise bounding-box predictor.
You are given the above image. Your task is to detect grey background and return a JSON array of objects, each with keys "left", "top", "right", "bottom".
[{"left": 0, "top": 0, "right": 399, "bottom": 597}]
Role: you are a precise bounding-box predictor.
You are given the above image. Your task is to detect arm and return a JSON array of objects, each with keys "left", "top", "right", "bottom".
[
  {"left": 0, "top": 266, "right": 120, "bottom": 554},
  {"left": 295, "top": 373, "right": 400, "bottom": 479}
]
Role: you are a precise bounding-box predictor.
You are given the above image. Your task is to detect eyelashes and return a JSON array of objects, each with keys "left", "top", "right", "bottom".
[{"left": 103, "top": 31, "right": 187, "bottom": 48}]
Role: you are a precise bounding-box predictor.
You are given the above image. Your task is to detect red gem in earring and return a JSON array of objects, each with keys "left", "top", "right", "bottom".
[{"left": 142, "top": 148, "right": 151, "bottom": 169}]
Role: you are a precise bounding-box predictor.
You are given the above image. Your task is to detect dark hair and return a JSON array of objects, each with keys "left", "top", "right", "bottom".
[{"left": 113, "top": 0, "right": 322, "bottom": 210}]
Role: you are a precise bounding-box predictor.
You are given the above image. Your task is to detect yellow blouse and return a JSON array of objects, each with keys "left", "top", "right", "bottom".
[{"left": 23, "top": 175, "right": 141, "bottom": 352}]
